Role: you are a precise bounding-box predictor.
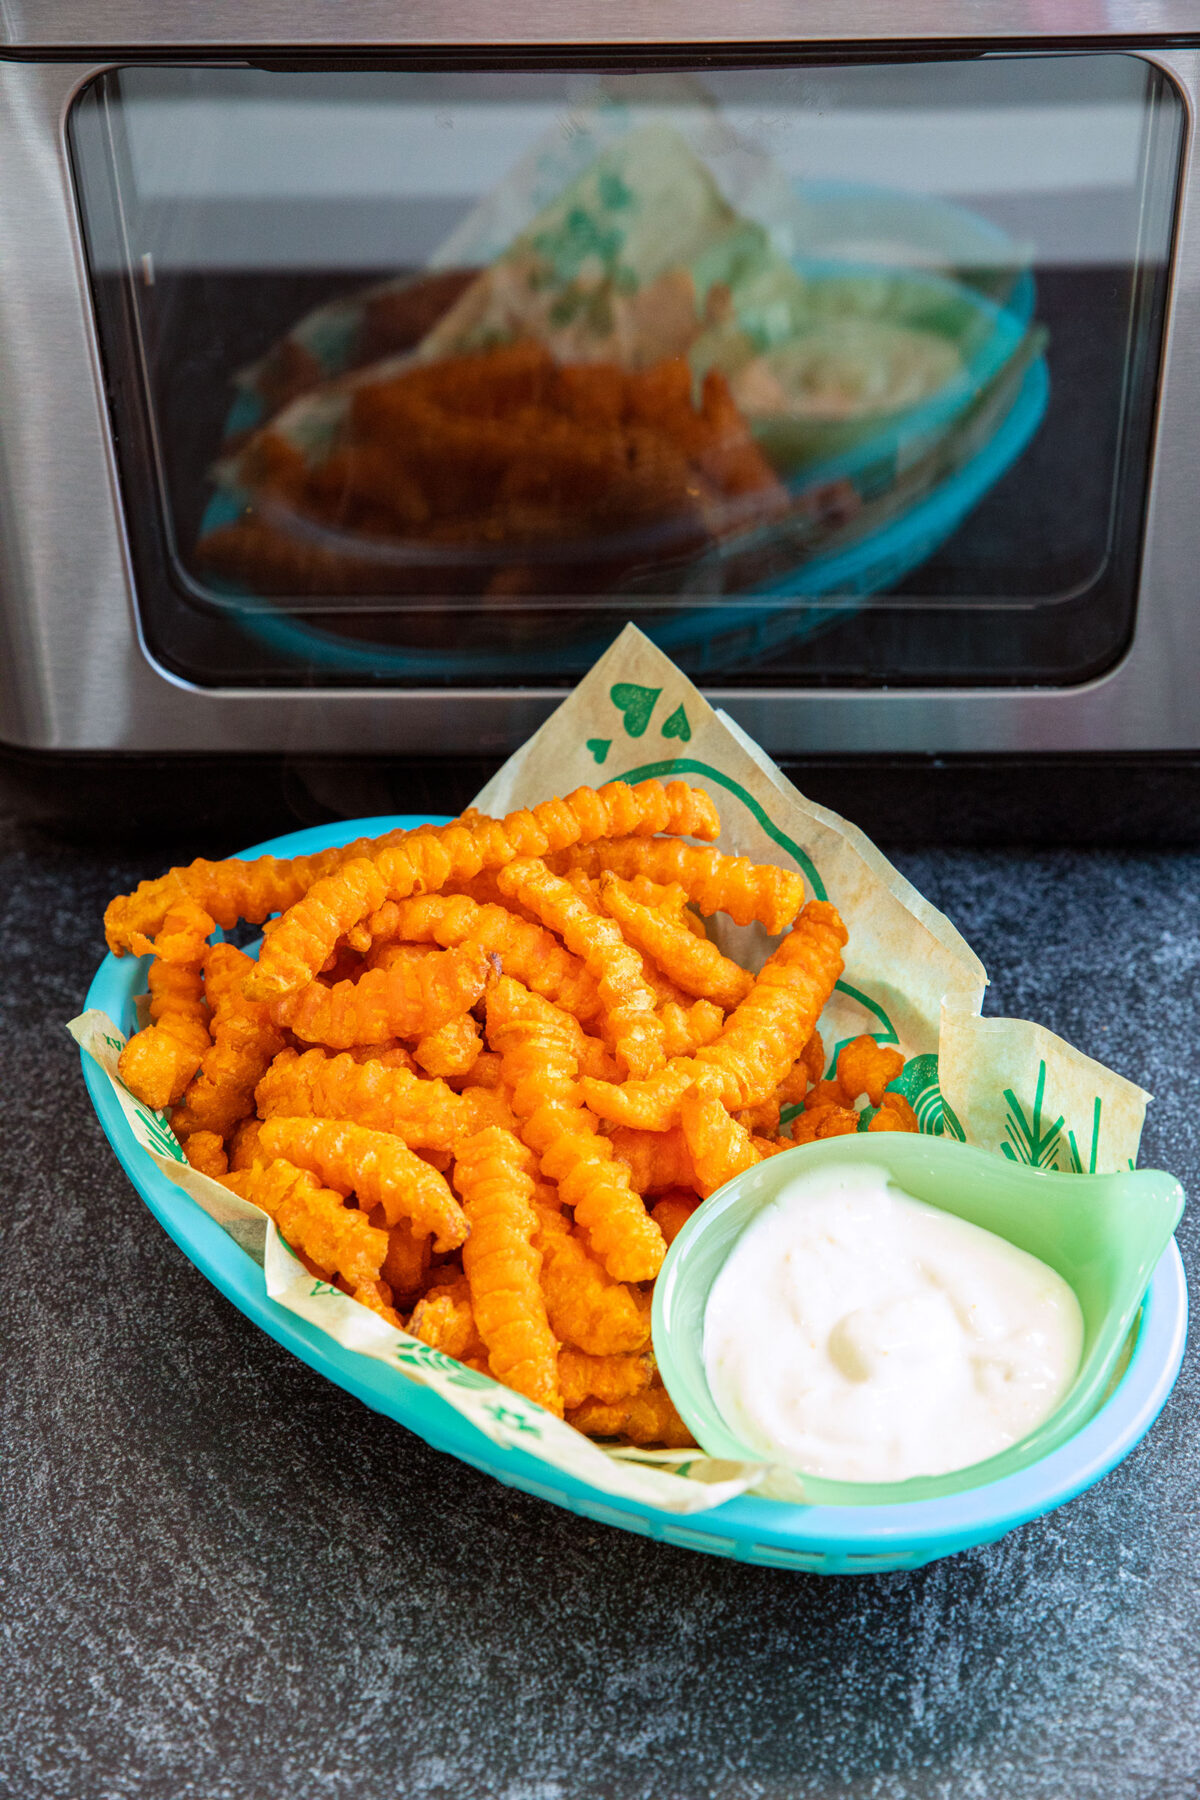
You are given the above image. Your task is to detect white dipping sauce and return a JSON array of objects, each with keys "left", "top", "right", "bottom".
[{"left": 703, "top": 1163, "right": 1083, "bottom": 1483}]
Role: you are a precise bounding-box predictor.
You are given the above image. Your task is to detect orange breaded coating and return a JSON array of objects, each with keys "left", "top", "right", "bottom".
[
  {"left": 775, "top": 1032, "right": 824, "bottom": 1112},
  {"left": 257, "top": 1116, "right": 469, "bottom": 1251},
  {"left": 363, "top": 940, "right": 438, "bottom": 974},
  {"left": 456, "top": 1125, "right": 560, "bottom": 1414},
  {"left": 581, "top": 900, "right": 847, "bottom": 1129},
  {"left": 379, "top": 1217, "right": 432, "bottom": 1299},
  {"left": 181, "top": 1130, "right": 228, "bottom": 1178},
  {"left": 348, "top": 1041, "right": 419, "bottom": 1071},
  {"left": 272, "top": 942, "right": 490, "bottom": 1049},
  {"left": 414, "top": 1011, "right": 483, "bottom": 1080},
  {"left": 486, "top": 977, "right": 666, "bottom": 1283},
  {"left": 367, "top": 894, "right": 602, "bottom": 1023},
  {"left": 408, "top": 1274, "right": 486, "bottom": 1362},
  {"left": 117, "top": 897, "right": 215, "bottom": 1110},
  {"left": 791, "top": 1102, "right": 861, "bottom": 1144},
  {"left": 451, "top": 1050, "right": 503, "bottom": 1091},
  {"left": 868, "top": 1093, "right": 919, "bottom": 1134},
  {"left": 558, "top": 1347, "right": 653, "bottom": 1412},
  {"left": 607, "top": 1126, "right": 697, "bottom": 1196},
  {"left": 605, "top": 874, "right": 705, "bottom": 935},
  {"left": 680, "top": 1091, "right": 762, "bottom": 1197},
  {"left": 804, "top": 1077, "right": 846, "bottom": 1112},
  {"left": 532, "top": 1194, "right": 651, "bottom": 1356},
  {"left": 837, "top": 1035, "right": 907, "bottom": 1108},
  {"left": 170, "top": 943, "right": 286, "bottom": 1141},
  {"left": 246, "top": 778, "right": 719, "bottom": 1002},
  {"left": 568, "top": 1380, "right": 695, "bottom": 1448},
  {"left": 598, "top": 874, "right": 754, "bottom": 1010},
  {"left": 497, "top": 860, "right": 664, "bottom": 1080},
  {"left": 650, "top": 1189, "right": 702, "bottom": 1246},
  {"left": 735, "top": 1095, "right": 782, "bottom": 1137},
  {"left": 555, "top": 838, "right": 805, "bottom": 933},
  {"left": 801, "top": 1029, "right": 825, "bottom": 1087},
  {"left": 750, "top": 1134, "right": 795, "bottom": 1160},
  {"left": 255, "top": 1047, "right": 505, "bottom": 1152},
  {"left": 229, "top": 1116, "right": 265, "bottom": 1171},
  {"left": 104, "top": 826, "right": 410, "bottom": 958},
  {"left": 658, "top": 999, "right": 725, "bottom": 1059},
  {"left": 221, "top": 1158, "right": 387, "bottom": 1290}
]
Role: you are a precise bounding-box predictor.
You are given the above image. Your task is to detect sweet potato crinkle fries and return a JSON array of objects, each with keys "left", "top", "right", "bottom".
[{"left": 105, "top": 779, "right": 917, "bottom": 1447}]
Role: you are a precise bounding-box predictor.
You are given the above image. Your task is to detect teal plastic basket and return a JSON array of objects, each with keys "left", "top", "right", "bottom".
[{"left": 80, "top": 816, "right": 1187, "bottom": 1573}]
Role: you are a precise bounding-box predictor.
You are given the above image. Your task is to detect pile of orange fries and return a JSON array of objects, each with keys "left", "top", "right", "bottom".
[{"left": 104, "top": 779, "right": 916, "bottom": 1447}]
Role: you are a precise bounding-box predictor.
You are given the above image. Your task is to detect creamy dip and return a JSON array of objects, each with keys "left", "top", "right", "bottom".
[{"left": 703, "top": 1163, "right": 1083, "bottom": 1483}]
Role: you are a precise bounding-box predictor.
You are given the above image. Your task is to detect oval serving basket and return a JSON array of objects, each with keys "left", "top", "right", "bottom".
[{"left": 81, "top": 815, "right": 1188, "bottom": 1574}]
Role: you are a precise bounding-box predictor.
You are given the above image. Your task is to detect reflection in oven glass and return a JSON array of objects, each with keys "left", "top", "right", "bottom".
[{"left": 189, "top": 90, "right": 1045, "bottom": 670}]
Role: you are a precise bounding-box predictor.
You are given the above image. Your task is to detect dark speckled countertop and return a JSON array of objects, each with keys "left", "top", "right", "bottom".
[{"left": 4, "top": 819, "right": 1198, "bottom": 1800}]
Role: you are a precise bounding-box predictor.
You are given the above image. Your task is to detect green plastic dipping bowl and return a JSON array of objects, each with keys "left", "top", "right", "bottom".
[{"left": 652, "top": 1134, "right": 1185, "bottom": 1508}]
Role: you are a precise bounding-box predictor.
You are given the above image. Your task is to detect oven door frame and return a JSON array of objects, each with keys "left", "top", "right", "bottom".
[{"left": 1, "top": 16, "right": 1198, "bottom": 754}]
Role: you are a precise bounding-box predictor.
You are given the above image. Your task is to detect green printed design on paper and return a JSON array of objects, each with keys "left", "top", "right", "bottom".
[
  {"left": 1000, "top": 1064, "right": 1103, "bottom": 1174},
  {"left": 1066, "top": 1096, "right": 1104, "bottom": 1175},
  {"left": 615, "top": 755, "right": 826, "bottom": 900},
  {"left": 484, "top": 1402, "right": 543, "bottom": 1436},
  {"left": 887, "top": 1054, "right": 965, "bottom": 1142},
  {"left": 586, "top": 738, "right": 611, "bottom": 764},
  {"left": 1001, "top": 1061, "right": 1066, "bottom": 1169},
  {"left": 138, "top": 1107, "right": 186, "bottom": 1163},
  {"left": 661, "top": 704, "right": 692, "bottom": 742},
  {"left": 610, "top": 682, "right": 661, "bottom": 737}
]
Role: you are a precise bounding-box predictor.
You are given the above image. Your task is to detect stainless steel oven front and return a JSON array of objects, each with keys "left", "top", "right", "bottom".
[{"left": 1, "top": 4, "right": 1198, "bottom": 761}]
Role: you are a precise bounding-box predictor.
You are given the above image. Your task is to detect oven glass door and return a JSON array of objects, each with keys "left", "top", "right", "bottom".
[{"left": 70, "top": 54, "right": 1183, "bottom": 690}]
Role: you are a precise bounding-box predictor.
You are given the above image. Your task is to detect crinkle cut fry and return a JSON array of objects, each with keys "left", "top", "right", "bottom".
[
  {"left": 607, "top": 1126, "right": 698, "bottom": 1197},
  {"left": 456, "top": 1125, "right": 561, "bottom": 1414},
  {"left": 650, "top": 1190, "right": 702, "bottom": 1246},
  {"left": 581, "top": 900, "right": 847, "bottom": 1129},
  {"left": 358, "top": 893, "right": 602, "bottom": 1023},
  {"left": 532, "top": 1193, "right": 651, "bottom": 1356},
  {"left": 485, "top": 977, "right": 666, "bottom": 1283},
  {"left": 255, "top": 1046, "right": 506, "bottom": 1152},
  {"left": 117, "top": 897, "right": 215, "bottom": 1110},
  {"left": 680, "top": 1091, "right": 762, "bottom": 1197},
  {"left": 497, "top": 860, "right": 664, "bottom": 1080},
  {"left": 105, "top": 826, "right": 411, "bottom": 957},
  {"left": 558, "top": 1347, "right": 653, "bottom": 1412},
  {"left": 273, "top": 942, "right": 491, "bottom": 1048},
  {"left": 245, "top": 779, "right": 719, "bottom": 1003},
  {"left": 598, "top": 874, "right": 753, "bottom": 1010},
  {"left": 380, "top": 1218, "right": 432, "bottom": 1299},
  {"left": 414, "top": 1011, "right": 482, "bottom": 1079},
  {"left": 221, "top": 1158, "right": 387, "bottom": 1290},
  {"left": 568, "top": 1381, "right": 695, "bottom": 1449},
  {"left": 658, "top": 999, "right": 724, "bottom": 1059},
  {"left": 407, "top": 1275, "right": 485, "bottom": 1362},
  {"left": 170, "top": 943, "right": 286, "bottom": 1140},
  {"left": 554, "top": 838, "right": 805, "bottom": 934},
  {"left": 256, "top": 1115, "right": 469, "bottom": 1250}
]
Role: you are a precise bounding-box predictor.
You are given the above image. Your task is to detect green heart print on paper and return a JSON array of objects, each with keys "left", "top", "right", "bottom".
[
  {"left": 610, "top": 682, "right": 661, "bottom": 738},
  {"left": 661, "top": 704, "right": 692, "bottom": 743},
  {"left": 586, "top": 738, "right": 612, "bottom": 765}
]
